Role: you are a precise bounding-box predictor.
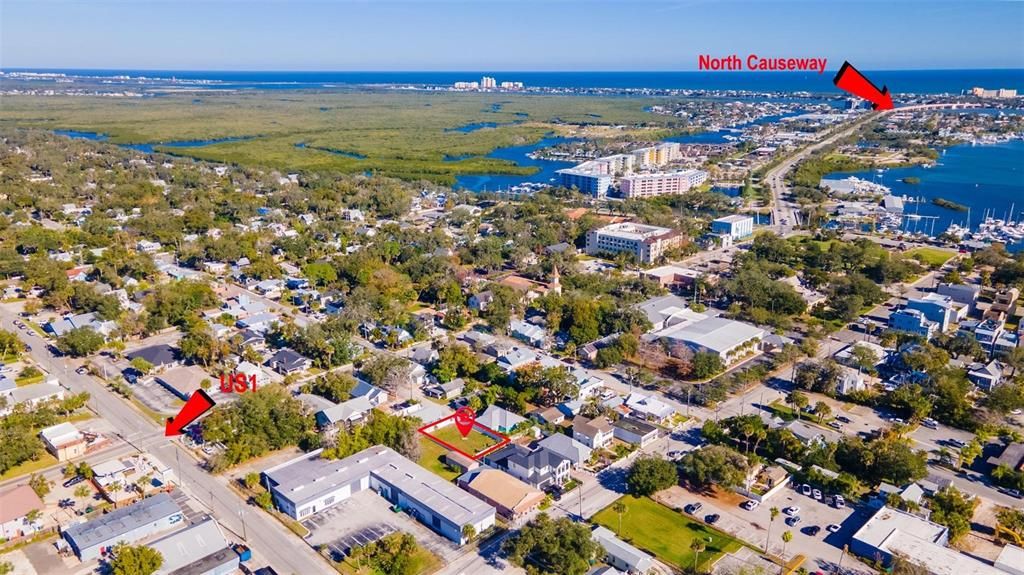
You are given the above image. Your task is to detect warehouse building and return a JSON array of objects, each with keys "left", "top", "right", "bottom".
[
  {"left": 262, "top": 446, "right": 495, "bottom": 545},
  {"left": 62, "top": 492, "right": 184, "bottom": 560},
  {"left": 149, "top": 519, "right": 239, "bottom": 575}
]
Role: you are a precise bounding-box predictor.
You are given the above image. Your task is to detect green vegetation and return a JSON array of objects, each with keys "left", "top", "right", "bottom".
[
  {"left": 422, "top": 423, "right": 501, "bottom": 455},
  {"left": 591, "top": 496, "right": 743, "bottom": 572},
  {"left": 626, "top": 455, "right": 679, "bottom": 496},
  {"left": 108, "top": 542, "right": 164, "bottom": 575},
  {"left": 929, "top": 486, "right": 978, "bottom": 543},
  {"left": 504, "top": 513, "right": 605, "bottom": 575},
  {"left": 417, "top": 436, "right": 461, "bottom": 481},
  {"left": 906, "top": 247, "right": 954, "bottom": 267},
  {"left": 0, "top": 93, "right": 678, "bottom": 184},
  {"left": 902, "top": 177, "right": 921, "bottom": 185},
  {"left": 679, "top": 444, "right": 749, "bottom": 489},
  {"left": 201, "top": 385, "right": 311, "bottom": 471},
  {"left": 342, "top": 532, "right": 441, "bottom": 575},
  {"left": 0, "top": 391, "right": 90, "bottom": 478}
]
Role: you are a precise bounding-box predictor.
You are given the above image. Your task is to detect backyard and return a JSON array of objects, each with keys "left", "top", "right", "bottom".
[
  {"left": 592, "top": 495, "right": 744, "bottom": 571},
  {"left": 417, "top": 423, "right": 504, "bottom": 480}
]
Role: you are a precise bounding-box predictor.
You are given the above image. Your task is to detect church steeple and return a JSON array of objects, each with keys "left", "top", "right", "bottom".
[{"left": 549, "top": 265, "right": 561, "bottom": 295}]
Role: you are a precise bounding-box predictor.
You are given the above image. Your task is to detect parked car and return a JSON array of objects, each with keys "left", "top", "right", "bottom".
[
  {"left": 949, "top": 438, "right": 967, "bottom": 448},
  {"left": 800, "top": 484, "right": 812, "bottom": 496},
  {"left": 741, "top": 500, "right": 759, "bottom": 511},
  {"left": 833, "top": 495, "right": 846, "bottom": 509},
  {"left": 76, "top": 366, "right": 88, "bottom": 375},
  {"left": 827, "top": 524, "right": 841, "bottom": 533},
  {"left": 921, "top": 418, "right": 938, "bottom": 429},
  {"left": 805, "top": 525, "right": 821, "bottom": 536},
  {"left": 705, "top": 514, "right": 721, "bottom": 525},
  {"left": 783, "top": 506, "right": 800, "bottom": 516},
  {"left": 685, "top": 503, "right": 703, "bottom": 514},
  {"left": 812, "top": 489, "right": 822, "bottom": 500},
  {"left": 785, "top": 516, "right": 802, "bottom": 526},
  {"left": 62, "top": 475, "right": 85, "bottom": 488},
  {"left": 836, "top": 415, "right": 851, "bottom": 424},
  {"left": 828, "top": 421, "right": 843, "bottom": 430}
]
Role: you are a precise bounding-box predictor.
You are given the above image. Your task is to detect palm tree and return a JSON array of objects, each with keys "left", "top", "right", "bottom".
[
  {"left": 765, "top": 507, "right": 780, "bottom": 553},
  {"left": 74, "top": 485, "right": 91, "bottom": 503},
  {"left": 690, "top": 538, "right": 707, "bottom": 573},
  {"left": 781, "top": 530, "right": 793, "bottom": 559},
  {"left": 612, "top": 501, "right": 627, "bottom": 535},
  {"left": 108, "top": 482, "right": 123, "bottom": 508},
  {"left": 815, "top": 401, "right": 832, "bottom": 423},
  {"left": 25, "top": 509, "right": 41, "bottom": 525}
]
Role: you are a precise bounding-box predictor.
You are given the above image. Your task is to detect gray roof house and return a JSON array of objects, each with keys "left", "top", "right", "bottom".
[
  {"left": 536, "top": 433, "right": 592, "bottom": 468},
  {"left": 126, "top": 344, "right": 179, "bottom": 370},
  {"left": 477, "top": 405, "right": 527, "bottom": 433},
  {"left": 483, "top": 444, "right": 570, "bottom": 489},
  {"left": 267, "top": 349, "right": 312, "bottom": 375},
  {"left": 44, "top": 312, "right": 117, "bottom": 338},
  {"left": 62, "top": 492, "right": 184, "bottom": 560},
  {"left": 592, "top": 526, "right": 655, "bottom": 574}
]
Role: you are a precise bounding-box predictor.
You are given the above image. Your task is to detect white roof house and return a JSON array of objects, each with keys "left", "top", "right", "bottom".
[{"left": 624, "top": 392, "right": 675, "bottom": 422}]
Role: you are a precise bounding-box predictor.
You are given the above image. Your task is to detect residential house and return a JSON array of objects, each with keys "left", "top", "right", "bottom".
[
  {"left": 510, "top": 319, "right": 547, "bottom": 348},
  {"left": 888, "top": 308, "right": 938, "bottom": 339},
  {"left": 612, "top": 417, "right": 660, "bottom": 448},
  {"left": 424, "top": 378, "right": 465, "bottom": 400},
  {"left": 572, "top": 416, "right": 614, "bottom": 450},
  {"left": 483, "top": 444, "right": 570, "bottom": 489},
  {"left": 837, "top": 366, "right": 868, "bottom": 395},
  {"left": 529, "top": 406, "right": 566, "bottom": 426},
  {"left": 968, "top": 360, "right": 1007, "bottom": 391},
  {"left": 624, "top": 392, "right": 675, "bottom": 423},
  {"left": 782, "top": 419, "right": 841, "bottom": 446},
  {"left": 906, "top": 294, "right": 962, "bottom": 333},
  {"left": 591, "top": 526, "right": 655, "bottom": 574},
  {"left": 267, "top": 349, "right": 312, "bottom": 375},
  {"left": 0, "top": 484, "right": 45, "bottom": 540},
  {"left": 458, "top": 468, "right": 546, "bottom": 520},
  {"left": 496, "top": 347, "right": 538, "bottom": 372},
  {"left": 478, "top": 405, "right": 527, "bottom": 434},
  {"left": 468, "top": 291, "right": 494, "bottom": 312},
  {"left": 537, "top": 433, "right": 592, "bottom": 468},
  {"left": 44, "top": 312, "right": 118, "bottom": 338},
  {"left": 936, "top": 283, "right": 981, "bottom": 313},
  {"left": 126, "top": 344, "right": 180, "bottom": 371}
]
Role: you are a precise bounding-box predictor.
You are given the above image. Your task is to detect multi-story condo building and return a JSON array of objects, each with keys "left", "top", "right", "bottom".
[
  {"left": 557, "top": 165, "right": 613, "bottom": 198},
  {"left": 632, "top": 142, "right": 680, "bottom": 168},
  {"left": 585, "top": 222, "right": 683, "bottom": 264},
  {"left": 620, "top": 169, "right": 708, "bottom": 198}
]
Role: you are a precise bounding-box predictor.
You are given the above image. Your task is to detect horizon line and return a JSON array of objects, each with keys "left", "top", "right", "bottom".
[{"left": 4, "top": 66, "right": 1024, "bottom": 74}]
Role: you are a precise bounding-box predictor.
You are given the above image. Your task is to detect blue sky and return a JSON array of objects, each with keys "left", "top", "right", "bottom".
[{"left": 2, "top": 0, "right": 1022, "bottom": 71}]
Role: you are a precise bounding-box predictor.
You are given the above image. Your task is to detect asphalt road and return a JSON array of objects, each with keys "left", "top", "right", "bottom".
[{"left": 0, "top": 304, "right": 332, "bottom": 575}]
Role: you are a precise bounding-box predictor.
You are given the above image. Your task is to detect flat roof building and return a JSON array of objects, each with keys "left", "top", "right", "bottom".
[
  {"left": 62, "top": 492, "right": 185, "bottom": 560},
  {"left": 711, "top": 214, "right": 755, "bottom": 240},
  {"left": 458, "top": 468, "right": 545, "bottom": 520},
  {"left": 149, "top": 519, "right": 240, "bottom": 575},
  {"left": 557, "top": 166, "right": 613, "bottom": 198},
  {"left": 40, "top": 422, "right": 87, "bottom": 462},
  {"left": 262, "top": 446, "right": 495, "bottom": 545},
  {"left": 620, "top": 170, "right": 708, "bottom": 199},
  {"left": 585, "top": 223, "right": 683, "bottom": 264}
]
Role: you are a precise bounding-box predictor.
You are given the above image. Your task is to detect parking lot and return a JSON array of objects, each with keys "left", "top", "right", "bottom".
[
  {"left": 658, "top": 482, "right": 875, "bottom": 575},
  {"left": 301, "top": 490, "right": 461, "bottom": 564}
]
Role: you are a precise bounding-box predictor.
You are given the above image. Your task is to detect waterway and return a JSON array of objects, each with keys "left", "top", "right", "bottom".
[
  {"left": 825, "top": 139, "right": 1024, "bottom": 250},
  {"left": 53, "top": 129, "right": 252, "bottom": 153},
  {"left": 453, "top": 136, "right": 577, "bottom": 192}
]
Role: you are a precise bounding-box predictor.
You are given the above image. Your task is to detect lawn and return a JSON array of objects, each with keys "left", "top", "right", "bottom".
[
  {"left": 906, "top": 247, "right": 954, "bottom": 268},
  {"left": 0, "top": 452, "right": 57, "bottom": 481},
  {"left": 417, "top": 436, "right": 460, "bottom": 481},
  {"left": 592, "top": 496, "right": 743, "bottom": 571},
  {"left": 332, "top": 544, "right": 442, "bottom": 575},
  {"left": 417, "top": 423, "right": 505, "bottom": 480}
]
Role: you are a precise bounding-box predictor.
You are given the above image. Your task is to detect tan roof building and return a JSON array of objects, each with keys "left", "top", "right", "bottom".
[
  {"left": 459, "top": 468, "right": 546, "bottom": 519},
  {"left": 0, "top": 484, "right": 45, "bottom": 539}
]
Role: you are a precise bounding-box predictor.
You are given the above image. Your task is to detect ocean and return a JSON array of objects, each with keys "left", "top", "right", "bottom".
[{"left": 7, "top": 68, "right": 1024, "bottom": 94}]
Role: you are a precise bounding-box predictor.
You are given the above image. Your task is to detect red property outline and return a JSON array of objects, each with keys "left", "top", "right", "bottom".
[{"left": 417, "top": 413, "right": 511, "bottom": 461}]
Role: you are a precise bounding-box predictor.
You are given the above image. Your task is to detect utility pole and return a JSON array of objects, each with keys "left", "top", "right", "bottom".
[{"left": 238, "top": 505, "right": 248, "bottom": 541}]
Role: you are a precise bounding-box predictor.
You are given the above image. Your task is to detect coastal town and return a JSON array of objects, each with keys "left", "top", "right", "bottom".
[{"left": 0, "top": 70, "right": 1022, "bottom": 575}]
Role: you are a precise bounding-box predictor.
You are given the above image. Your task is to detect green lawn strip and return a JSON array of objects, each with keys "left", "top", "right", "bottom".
[
  {"left": 592, "top": 495, "right": 743, "bottom": 571},
  {"left": 417, "top": 437, "right": 460, "bottom": 481},
  {"left": 905, "top": 247, "right": 954, "bottom": 267},
  {"left": 0, "top": 452, "right": 58, "bottom": 481}
]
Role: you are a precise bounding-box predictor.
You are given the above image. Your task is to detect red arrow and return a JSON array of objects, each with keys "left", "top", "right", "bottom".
[
  {"left": 833, "top": 61, "right": 894, "bottom": 110},
  {"left": 164, "top": 389, "right": 216, "bottom": 436}
]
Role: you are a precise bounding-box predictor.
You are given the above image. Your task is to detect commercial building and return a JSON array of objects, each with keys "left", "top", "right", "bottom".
[
  {"left": 557, "top": 166, "right": 613, "bottom": 198},
  {"left": 149, "top": 519, "right": 239, "bottom": 575},
  {"left": 585, "top": 223, "right": 683, "bottom": 264},
  {"left": 612, "top": 417, "right": 660, "bottom": 447},
  {"left": 851, "top": 506, "right": 1013, "bottom": 575},
  {"left": 62, "top": 492, "right": 185, "bottom": 560},
  {"left": 711, "top": 214, "right": 755, "bottom": 240},
  {"left": 262, "top": 446, "right": 495, "bottom": 545},
  {"left": 632, "top": 142, "right": 681, "bottom": 168},
  {"left": 641, "top": 265, "right": 702, "bottom": 290},
  {"left": 458, "top": 468, "right": 545, "bottom": 520},
  {"left": 40, "top": 422, "right": 87, "bottom": 462},
  {"left": 619, "top": 170, "right": 708, "bottom": 198},
  {"left": 644, "top": 310, "right": 766, "bottom": 364}
]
